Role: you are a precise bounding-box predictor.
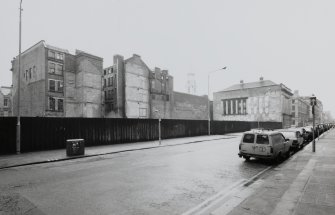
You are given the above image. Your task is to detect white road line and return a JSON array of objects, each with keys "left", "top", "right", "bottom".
[{"left": 182, "top": 166, "right": 272, "bottom": 215}]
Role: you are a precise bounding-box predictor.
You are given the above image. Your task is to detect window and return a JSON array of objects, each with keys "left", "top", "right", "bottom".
[
  {"left": 57, "top": 81, "right": 63, "bottom": 92},
  {"left": 48, "top": 51, "right": 55, "bottom": 58},
  {"left": 4, "top": 98, "right": 8, "bottom": 107},
  {"left": 222, "top": 100, "right": 225, "bottom": 115},
  {"left": 222, "top": 98, "right": 247, "bottom": 115},
  {"left": 49, "top": 80, "right": 56, "bottom": 92},
  {"left": 58, "top": 99, "right": 63, "bottom": 111},
  {"left": 56, "top": 53, "right": 64, "bottom": 60},
  {"left": 49, "top": 79, "right": 63, "bottom": 92},
  {"left": 49, "top": 62, "right": 55, "bottom": 73},
  {"left": 271, "top": 134, "right": 284, "bottom": 145},
  {"left": 243, "top": 134, "right": 255, "bottom": 143},
  {"left": 243, "top": 100, "right": 247, "bottom": 114},
  {"left": 256, "top": 135, "right": 269, "bottom": 144},
  {"left": 104, "top": 78, "right": 106, "bottom": 87},
  {"left": 238, "top": 100, "right": 241, "bottom": 114},
  {"left": 292, "top": 99, "right": 295, "bottom": 104},
  {"left": 104, "top": 91, "right": 107, "bottom": 101},
  {"left": 33, "top": 66, "right": 37, "bottom": 78},
  {"left": 56, "top": 64, "right": 63, "bottom": 75},
  {"left": 29, "top": 68, "right": 32, "bottom": 79},
  {"left": 292, "top": 105, "right": 295, "bottom": 110},
  {"left": 49, "top": 97, "right": 56, "bottom": 110},
  {"left": 49, "top": 97, "right": 63, "bottom": 112}
]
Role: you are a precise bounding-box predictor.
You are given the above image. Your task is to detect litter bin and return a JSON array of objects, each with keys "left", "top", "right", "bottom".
[{"left": 66, "top": 139, "right": 85, "bottom": 156}]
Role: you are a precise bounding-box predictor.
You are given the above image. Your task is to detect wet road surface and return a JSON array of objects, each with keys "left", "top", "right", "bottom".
[{"left": 0, "top": 135, "right": 273, "bottom": 215}]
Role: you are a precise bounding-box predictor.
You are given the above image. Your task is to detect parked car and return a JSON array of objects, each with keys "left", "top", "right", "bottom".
[
  {"left": 238, "top": 130, "right": 291, "bottom": 161},
  {"left": 287, "top": 127, "right": 308, "bottom": 143},
  {"left": 277, "top": 130, "right": 304, "bottom": 150},
  {"left": 303, "top": 126, "right": 314, "bottom": 142}
]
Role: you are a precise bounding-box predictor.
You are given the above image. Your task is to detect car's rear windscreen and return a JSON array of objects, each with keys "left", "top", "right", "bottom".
[
  {"left": 256, "top": 135, "right": 269, "bottom": 144},
  {"left": 242, "top": 134, "right": 255, "bottom": 143}
]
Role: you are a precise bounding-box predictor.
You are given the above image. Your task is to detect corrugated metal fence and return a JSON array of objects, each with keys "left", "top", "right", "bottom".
[{"left": 0, "top": 117, "right": 282, "bottom": 154}]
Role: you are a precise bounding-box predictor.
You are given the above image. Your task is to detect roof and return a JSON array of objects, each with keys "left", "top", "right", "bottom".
[
  {"left": 45, "top": 43, "right": 69, "bottom": 54},
  {"left": 218, "top": 80, "right": 278, "bottom": 92},
  {"left": 244, "top": 129, "right": 279, "bottom": 135}
]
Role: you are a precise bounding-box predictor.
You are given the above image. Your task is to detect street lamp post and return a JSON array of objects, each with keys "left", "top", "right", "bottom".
[
  {"left": 16, "top": 0, "right": 23, "bottom": 154},
  {"left": 310, "top": 95, "right": 316, "bottom": 152},
  {"left": 207, "top": 67, "right": 227, "bottom": 135}
]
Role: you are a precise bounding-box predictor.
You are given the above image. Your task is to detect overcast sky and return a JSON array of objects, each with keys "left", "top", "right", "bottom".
[{"left": 1, "top": 0, "right": 334, "bottom": 116}]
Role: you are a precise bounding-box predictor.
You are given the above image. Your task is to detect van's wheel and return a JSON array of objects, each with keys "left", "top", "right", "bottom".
[{"left": 244, "top": 156, "right": 250, "bottom": 161}]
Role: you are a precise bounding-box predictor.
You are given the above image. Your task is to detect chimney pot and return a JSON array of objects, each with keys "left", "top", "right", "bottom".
[
  {"left": 240, "top": 80, "right": 244, "bottom": 84},
  {"left": 260, "top": 77, "right": 264, "bottom": 81}
]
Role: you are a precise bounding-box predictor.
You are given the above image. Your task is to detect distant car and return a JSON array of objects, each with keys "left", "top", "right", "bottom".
[
  {"left": 303, "top": 126, "right": 314, "bottom": 142},
  {"left": 277, "top": 130, "right": 304, "bottom": 150},
  {"left": 238, "top": 130, "right": 291, "bottom": 161},
  {"left": 286, "top": 127, "right": 308, "bottom": 143}
]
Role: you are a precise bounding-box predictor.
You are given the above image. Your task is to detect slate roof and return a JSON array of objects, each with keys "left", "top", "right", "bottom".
[{"left": 218, "top": 80, "right": 278, "bottom": 92}]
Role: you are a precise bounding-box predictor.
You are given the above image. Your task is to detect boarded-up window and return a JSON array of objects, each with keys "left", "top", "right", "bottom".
[{"left": 139, "top": 108, "right": 147, "bottom": 117}]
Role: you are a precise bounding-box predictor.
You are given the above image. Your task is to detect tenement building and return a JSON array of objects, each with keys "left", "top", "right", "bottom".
[
  {"left": 0, "top": 86, "right": 12, "bottom": 116},
  {"left": 103, "top": 54, "right": 208, "bottom": 120},
  {"left": 213, "top": 78, "right": 293, "bottom": 128},
  {"left": 291, "top": 90, "right": 310, "bottom": 127},
  {"left": 11, "top": 41, "right": 207, "bottom": 119},
  {"left": 11, "top": 41, "right": 103, "bottom": 117}
]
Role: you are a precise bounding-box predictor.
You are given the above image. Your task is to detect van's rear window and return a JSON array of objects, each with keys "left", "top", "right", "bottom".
[
  {"left": 243, "top": 134, "right": 255, "bottom": 143},
  {"left": 256, "top": 135, "right": 269, "bottom": 144}
]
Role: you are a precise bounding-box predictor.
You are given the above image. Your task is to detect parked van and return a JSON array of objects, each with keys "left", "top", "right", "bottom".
[{"left": 238, "top": 130, "right": 291, "bottom": 161}]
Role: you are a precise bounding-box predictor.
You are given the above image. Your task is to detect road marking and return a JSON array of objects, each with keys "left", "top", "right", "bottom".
[{"left": 182, "top": 166, "right": 271, "bottom": 215}]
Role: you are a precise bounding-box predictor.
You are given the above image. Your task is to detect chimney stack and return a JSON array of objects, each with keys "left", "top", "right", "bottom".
[
  {"left": 240, "top": 80, "right": 244, "bottom": 84},
  {"left": 260, "top": 77, "right": 264, "bottom": 81}
]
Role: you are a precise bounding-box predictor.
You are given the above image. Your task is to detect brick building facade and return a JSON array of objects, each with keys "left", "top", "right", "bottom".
[
  {"left": 11, "top": 41, "right": 103, "bottom": 117},
  {"left": 103, "top": 54, "right": 207, "bottom": 120}
]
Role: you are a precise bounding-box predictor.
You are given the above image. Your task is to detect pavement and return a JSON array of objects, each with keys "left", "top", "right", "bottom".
[
  {"left": 0, "top": 134, "right": 239, "bottom": 169},
  {"left": 198, "top": 128, "right": 335, "bottom": 215}
]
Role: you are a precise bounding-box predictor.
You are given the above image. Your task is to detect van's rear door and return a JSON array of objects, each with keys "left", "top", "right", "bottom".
[
  {"left": 240, "top": 133, "right": 255, "bottom": 154},
  {"left": 254, "top": 134, "right": 271, "bottom": 156}
]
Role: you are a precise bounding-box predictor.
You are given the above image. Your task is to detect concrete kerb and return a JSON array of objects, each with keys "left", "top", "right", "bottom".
[
  {"left": 181, "top": 129, "right": 334, "bottom": 215},
  {"left": 0, "top": 136, "right": 235, "bottom": 170}
]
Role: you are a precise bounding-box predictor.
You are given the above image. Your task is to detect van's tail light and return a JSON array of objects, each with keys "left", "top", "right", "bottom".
[
  {"left": 270, "top": 146, "right": 273, "bottom": 153},
  {"left": 239, "top": 144, "right": 241, "bottom": 150}
]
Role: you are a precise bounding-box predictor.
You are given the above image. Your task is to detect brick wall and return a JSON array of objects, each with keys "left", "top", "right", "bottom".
[
  {"left": 172, "top": 92, "right": 208, "bottom": 120},
  {"left": 12, "top": 42, "right": 46, "bottom": 117}
]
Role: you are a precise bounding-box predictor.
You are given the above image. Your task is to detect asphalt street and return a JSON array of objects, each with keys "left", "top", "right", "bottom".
[{"left": 0, "top": 135, "right": 273, "bottom": 215}]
